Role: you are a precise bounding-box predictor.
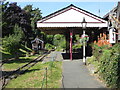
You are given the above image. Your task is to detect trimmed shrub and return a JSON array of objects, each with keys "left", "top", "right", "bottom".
[
  {"left": 92, "top": 43, "right": 120, "bottom": 88},
  {"left": 92, "top": 44, "right": 109, "bottom": 61}
]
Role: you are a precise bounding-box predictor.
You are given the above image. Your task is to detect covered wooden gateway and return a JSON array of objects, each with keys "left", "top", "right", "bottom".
[{"left": 37, "top": 4, "right": 108, "bottom": 60}]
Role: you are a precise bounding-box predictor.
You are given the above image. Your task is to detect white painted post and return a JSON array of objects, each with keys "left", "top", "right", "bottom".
[
  {"left": 83, "top": 30, "right": 86, "bottom": 64},
  {"left": 109, "top": 27, "right": 116, "bottom": 43}
]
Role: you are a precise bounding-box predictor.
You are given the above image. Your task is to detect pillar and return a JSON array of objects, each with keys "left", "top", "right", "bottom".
[
  {"left": 65, "top": 33, "right": 69, "bottom": 53},
  {"left": 83, "top": 30, "right": 86, "bottom": 64},
  {"left": 70, "top": 30, "right": 73, "bottom": 60}
]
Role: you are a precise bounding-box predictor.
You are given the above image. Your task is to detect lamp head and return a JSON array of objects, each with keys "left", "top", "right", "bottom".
[{"left": 81, "top": 17, "right": 87, "bottom": 29}]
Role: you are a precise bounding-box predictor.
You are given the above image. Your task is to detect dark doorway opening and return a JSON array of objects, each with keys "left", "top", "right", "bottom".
[{"left": 62, "top": 45, "right": 92, "bottom": 60}]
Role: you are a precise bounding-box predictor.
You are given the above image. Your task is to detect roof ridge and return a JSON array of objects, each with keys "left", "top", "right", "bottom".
[
  {"left": 39, "top": 4, "right": 105, "bottom": 22},
  {"left": 41, "top": 4, "right": 72, "bottom": 20}
]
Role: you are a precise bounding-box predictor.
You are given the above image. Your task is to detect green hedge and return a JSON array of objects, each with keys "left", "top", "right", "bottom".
[
  {"left": 92, "top": 44, "right": 109, "bottom": 61},
  {"left": 92, "top": 43, "right": 120, "bottom": 88}
]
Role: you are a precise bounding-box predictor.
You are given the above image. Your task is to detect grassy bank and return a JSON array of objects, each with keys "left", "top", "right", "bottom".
[
  {"left": 3, "top": 55, "right": 40, "bottom": 71},
  {"left": 5, "top": 61, "right": 62, "bottom": 88}
]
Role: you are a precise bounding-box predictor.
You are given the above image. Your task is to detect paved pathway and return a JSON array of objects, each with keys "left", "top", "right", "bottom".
[
  {"left": 42, "top": 51, "right": 106, "bottom": 88},
  {"left": 62, "top": 60, "right": 105, "bottom": 88},
  {"left": 42, "top": 51, "right": 63, "bottom": 63}
]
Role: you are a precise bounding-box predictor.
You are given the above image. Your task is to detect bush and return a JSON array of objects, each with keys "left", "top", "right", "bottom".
[
  {"left": 53, "top": 34, "right": 66, "bottom": 51},
  {"left": 87, "top": 56, "right": 96, "bottom": 65},
  {"left": 59, "top": 39, "right": 66, "bottom": 50},
  {"left": 92, "top": 43, "right": 120, "bottom": 88},
  {"left": 45, "top": 43, "right": 55, "bottom": 50},
  {"left": 2, "top": 24, "right": 24, "bottom": 55},
  {"left": 45, "top": 35, "right": 54, "bottom": 45},
  {"left": 92, "top": 44, "right": 109, "bottom": 61},
  {"left": 72, "top": 44, "right": 82, "bottom": 50}
]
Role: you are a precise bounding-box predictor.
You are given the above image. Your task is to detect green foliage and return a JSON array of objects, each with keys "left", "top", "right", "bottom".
[
  {"left": 92, "top": 43, "right": 120, "bottom": 88},
  {"left": 111, "top": 43, "right": 120, "bottom": 54},
  {"left": 19, "top": 49, "right": 28, "bottom": 54},
  {"left": 46, "top": 35, "right": 54, "bottom": 44},
  {"left": 79, "top": 34, "right": 89, "bottom": 44},
  {"left": 74, "top": 35, "right": 80, "bottom": 43},
  {"left": 92, "top": 44, "right": 109, "bottom": 61},
  {"left": 2, "top": 2, "right": 33, "bottom": 38},
  {"left": 2, "top": 2, "right": 45, "bottom": 48},
  {"left": 5, "top": 61, "right": 62, "bottom": 88},
  {"left": 20, "top": 44, "right": 32, "bottom": 53},
  {"left": 45, "top": 43, "right": 55, "bottom": 50},
  {"left": 2, "top": 24, "right": 24, "bottom": 54},
  {"left": 1, "top": 2, "right": 10, "bottom": 36},
  {"left": 53, "top": 34, "right": 66, "bottom": 51},
  {"left": 0, "top": 45, "right": 10, "bottom": 55},
  {"left": 87, "top": 56, "right": 99, "bottom": 72},
  {"left": 19, "top": 45, "right": 33, "bottom": 56},
  {"left": 72, "top": 44, "right": 82, "bottom": 50},
  {"left": 53, "top": 34, "right": 63, "bottom": 46},
  {"left": 22, "top": 44, "right": 32, "bottom": 52},
  {"left": 23, "top": 5, "right": 42, "bottom": 37},
  {"left": 87, "top": 56, "right": 96, "bottom": 64},
  {"left": 44, "top": 34, "right": 66, "bottom": 51},
  {"left": 59, "top": 39, "right": 66, "bottom": 49},
  {"left": 98, "top": 49, "right": 119, "bottom": 88}
]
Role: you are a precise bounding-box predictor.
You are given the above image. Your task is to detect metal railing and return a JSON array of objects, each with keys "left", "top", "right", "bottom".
[{"left": 41, "top": 53, "right": 57, "bottom": 89}]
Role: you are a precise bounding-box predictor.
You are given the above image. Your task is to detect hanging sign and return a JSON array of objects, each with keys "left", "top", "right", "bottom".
[
  {"left": 80, "top": 34, "right": 89, "bottom": 44},
  {"left": 109, "top": 28, "right": 116, "bottom": 43}
]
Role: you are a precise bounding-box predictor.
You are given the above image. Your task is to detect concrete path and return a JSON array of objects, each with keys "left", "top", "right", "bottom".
[
  {"left": 62, "top": 60, "right": 105, "bottom": 88},
  {"left": 42, "top": 51, "right": 63, "bottom": 63},
  {"left": 42, "top": 51, "right": 105, "bottom": 88}
]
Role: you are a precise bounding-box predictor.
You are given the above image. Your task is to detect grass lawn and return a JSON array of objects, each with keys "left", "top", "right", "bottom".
[
  {"left": 5, "top": 61, "right": 62, "bottom": 88},
  {"left": 3, "top": 55, "right": 40, "bottom": 71}
]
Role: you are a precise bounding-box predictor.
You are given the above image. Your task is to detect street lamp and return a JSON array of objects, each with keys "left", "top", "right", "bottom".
[
  {"left": 81, "top": 17, "right": 87, "bottom": 65},
  {"left": 81, "top": 17, "right": 87, "bottom": 29}
]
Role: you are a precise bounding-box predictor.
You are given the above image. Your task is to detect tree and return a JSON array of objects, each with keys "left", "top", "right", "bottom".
[
  {"left": 23, "top": 5, "right": 42, "bottom": 38},
  {"left": 1, "top": 1, "right": 9, "bottom": 36},
  {"left": 53, "top": 34, "right": 66, "bottom": 50},
  {"left": 2, "top": 2, "right": 35, "bottom": 48},
  {"left": 2, "top": 2, "right": 33, "bottom": 40}
]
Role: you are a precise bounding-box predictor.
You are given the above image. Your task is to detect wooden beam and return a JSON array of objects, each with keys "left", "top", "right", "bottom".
[{"left": 111, "top": 15, "right": 120, "bottom": 24}]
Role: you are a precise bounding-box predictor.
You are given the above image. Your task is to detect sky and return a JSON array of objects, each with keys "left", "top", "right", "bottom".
[{"left": 6, "top": 0, "right": 119, "bottom": 18}]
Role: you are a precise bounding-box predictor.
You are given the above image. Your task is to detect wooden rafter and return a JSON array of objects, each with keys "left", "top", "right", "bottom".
[
  {"left": 109, "top": 15, "right": 120, "bottom": 30},
  {"left": 111, "top": 15, "right": 120, "bottom": 24}
]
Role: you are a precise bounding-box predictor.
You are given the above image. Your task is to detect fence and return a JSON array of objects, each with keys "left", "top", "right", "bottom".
[{"left": 41, "top": 53, "right": 57, "bottom": 89}]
